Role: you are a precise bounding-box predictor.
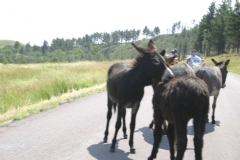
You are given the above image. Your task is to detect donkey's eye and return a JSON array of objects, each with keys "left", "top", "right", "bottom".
[{"left": 150, "top": 55, "right": 155, "bottom": 59}]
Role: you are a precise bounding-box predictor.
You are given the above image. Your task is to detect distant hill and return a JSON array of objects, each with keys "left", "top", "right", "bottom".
[{"left": 0, "top": 40, "right": 25, "bottom": 48}]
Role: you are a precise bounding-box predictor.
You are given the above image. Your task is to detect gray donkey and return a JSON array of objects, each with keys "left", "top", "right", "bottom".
[{"left": 194, "top": 59, "right": 230, "bottom": 124}]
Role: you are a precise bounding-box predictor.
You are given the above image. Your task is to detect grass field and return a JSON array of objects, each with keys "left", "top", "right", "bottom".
[
  {"left": 0, "top": 54, "right": 239, "bottom": 125},
  {"left": 203, "top": 54, "right": 240, "bottom": 74},
  {"left": 0, "top": 60, "right": 132, "bottom": 124}
]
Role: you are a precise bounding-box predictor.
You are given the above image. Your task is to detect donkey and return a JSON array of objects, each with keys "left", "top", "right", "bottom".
[
  {"left": 148, "top": 50, "right": 177, "bottom": 132},
  {"left": 194, "top": 59, "right": 230, "bottom": 124},
  {"left": 104, "top": 39, "right": 174, "bottom": 153},
  {"left": 148, "top": 75, "right": 209, "bottom": 160},
  {"left": 150, "top": 53, "right": 195, "bottom": 131}
]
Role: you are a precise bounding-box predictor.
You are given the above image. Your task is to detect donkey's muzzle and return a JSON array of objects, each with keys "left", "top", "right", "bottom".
[{"left": 161, "top": 68, "right": 174, "bottom": 83}]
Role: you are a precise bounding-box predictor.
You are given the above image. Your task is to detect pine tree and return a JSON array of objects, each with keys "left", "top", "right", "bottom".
[
  {"left": 14, "top": 41, "right": 20, "bottom": 53},
  {"left": 142, "top": 26, "right": 150, "bottom": 38},
  {"left": 225, "top": 0, "right": 240, "bottom": 53}
]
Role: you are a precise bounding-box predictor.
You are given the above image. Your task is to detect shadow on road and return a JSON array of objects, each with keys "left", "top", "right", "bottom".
[
  {"left": 87, "top": 138, "right": 132, "bottom": 160},
  {"left": 205, "top": 120, "right": 220, "bottom": 134},
  {"left": 138, "top": 123, "right": 221, "bottom": 151},
  {"left": 137, "top": 126, "right": 170, "bottom": 150},
  {"left": 187, "top": 120, "right": 220, "bottom": 135}
]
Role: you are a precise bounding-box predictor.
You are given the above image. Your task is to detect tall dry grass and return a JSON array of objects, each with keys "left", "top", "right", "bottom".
[
  {"left": 1, "top": 55, "right": 238, "bottom": 124},
  {"left": 0, "top": 60, "right": 132, "bottom": 117}
]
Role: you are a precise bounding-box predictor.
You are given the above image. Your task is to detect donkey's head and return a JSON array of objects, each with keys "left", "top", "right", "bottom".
[
  {"left": 159, "top": 50, "right": 178, "bottom": 66},
  {"left": 212, "top": 58, "right": 230, "bottom": 88},
  {"left": 131, "top": 39, "right": 174, "bottom": 82}
]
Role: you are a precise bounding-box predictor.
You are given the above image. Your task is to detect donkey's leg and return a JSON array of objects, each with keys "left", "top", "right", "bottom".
[
  {"left": 110, "top": 105, "right": 123, "bottom": 152},
  {"left": 129, "top": 103, "right": 140, "bottom": 154},
  {"left": 211, "top": 94, "right": 219, "bottom": 124},
  {"left": 193, "top": 125, "right": 205, "bottom": 160},
  {"left": 167, "top": 123, "right": 175, "bottom": 160},
  {"left": 175, "top": 121, "right": 188, "bottom": 160},
  {"left": 122, "top": 108, "right": 128, "bottom": 139},
  {"left": 194, "top": 106, "right": 208, "bottom": 160},
  {"left": 149, "top": 120, "right": 154, "bottom": 129},
  {"left": 104, "top": 97, "right": 113, "bottom": 143},
  {"left": 148, "top": 113, "right": 164, "bottom": 160}
]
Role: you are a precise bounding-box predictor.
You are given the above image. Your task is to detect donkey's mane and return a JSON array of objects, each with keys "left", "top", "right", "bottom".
[{"left": 131, "top": 54, "right": 148, "bottom": 68}]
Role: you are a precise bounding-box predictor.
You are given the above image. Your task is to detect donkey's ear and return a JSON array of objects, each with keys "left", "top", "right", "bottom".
[
  {"left": 131, "top": 42, "right": 148, "bottom": 55},
  {"left": 211, "top": 59, "right": 218, "bottom": 65},
  {"left": 148, "top": 39, "right": 154, "bottom": 47},
  {"left": 159, "top": 50, "right": 166, "bottom": 56},
  {"left": 225, "top": 59, "right": 230, "bottom": 67},
  {"left": 167, "top": 55, "right": 178, "bottom": 64},
  {"left": 147, "top": 39, "right": 157, "bottom": 52}
]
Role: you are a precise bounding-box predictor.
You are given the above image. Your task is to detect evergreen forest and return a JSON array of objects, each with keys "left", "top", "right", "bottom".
[{"left": 0, "top": 0, "right": 239, "bottom": 64}]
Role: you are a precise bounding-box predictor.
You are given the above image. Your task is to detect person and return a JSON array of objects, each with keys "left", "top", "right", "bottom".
[
  {"left": 187, "top": 49, "right": 204, "bottom": 69},
  {"left": 171, "top": 48, "right": 178, "bottom": 56},
  {"left": 170, "top": 48, "right": 178, "bottom": 64}
]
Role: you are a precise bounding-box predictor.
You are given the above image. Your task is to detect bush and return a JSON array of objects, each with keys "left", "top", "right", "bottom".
[{"left": 3, "top": 59, "right": 8, "bottom": 65}]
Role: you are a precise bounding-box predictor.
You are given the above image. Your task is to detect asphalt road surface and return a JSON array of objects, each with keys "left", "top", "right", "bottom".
[{"left": 1, "top": 73, "right": 240, "bottom": 160}]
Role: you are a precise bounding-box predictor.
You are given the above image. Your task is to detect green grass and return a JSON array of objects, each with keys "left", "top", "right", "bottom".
[
  {"left": 0, "top": 54, "right": 239, "bottom": 125},
  {"left": 0, "top": 60, "right": 132, "bottom": 124},
  {"left": 203, "top": 54, "right": 240, "bottom": 74}
]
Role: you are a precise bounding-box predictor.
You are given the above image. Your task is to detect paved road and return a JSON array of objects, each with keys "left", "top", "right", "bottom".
[{"left": 1, "top": 73, "right": 240, "bottom": 160}]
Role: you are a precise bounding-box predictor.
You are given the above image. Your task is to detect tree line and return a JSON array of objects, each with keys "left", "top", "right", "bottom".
[
  {"left": 0, "top": 26, "right": 160, "bottom": 63},
  {"left": 0, "top": 0, "right": 239, "bottom": 64},
  {"left": 194, "top": 0, "right": 240, "bottom": 55},
  {"left": 156, "top": 0, "right": 240, "bottom": 60}
]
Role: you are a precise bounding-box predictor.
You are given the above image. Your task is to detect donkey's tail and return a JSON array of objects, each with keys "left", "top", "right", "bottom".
[
  {"left": 108, "top": 94, "right": 117, "bottom": 113},
  {"left": 194, "top": 93, "right": 209, "bottom": 135},
  {"left": 194, "top": 108, "right": 204, "bottom": 136},
  {"left": 193, "top": 101, "right": 209, "bottom": 159}
]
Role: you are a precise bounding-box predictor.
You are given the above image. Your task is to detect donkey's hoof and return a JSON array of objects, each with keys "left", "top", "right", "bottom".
[
  {"left": 163, "top": 131, "right": 167, "bottom": 135},
  {"left": 149, "top": 124, "right": 153, "bottom": 129},
  {"left": 130, "top": 148, "right": 136, "bottom": 154},
  {"left": 124, "top": 135, "right": 128, "bottom": 139},
  {"left": 103, "top": 138, "right": 107, "bottom": 143},
  {"left": 110, "top": 147, "right": 115, "bottom": 152},
  {"left": 212, "top": 120, "right": 215, "bottom": 124}
]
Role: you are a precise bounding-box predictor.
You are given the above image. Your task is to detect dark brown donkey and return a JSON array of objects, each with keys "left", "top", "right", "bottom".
[
  {"left": 148, "top": 76, "right": 209, "bottom": 160},
  {"left": 194, "top": 59, "right": 230, "bottom": 124},
  {"left": 104, "top": 39, "right": 174, "bottom": 153},
  {"left": 150, "top": 52, "right": 195, "bottom": 132}
]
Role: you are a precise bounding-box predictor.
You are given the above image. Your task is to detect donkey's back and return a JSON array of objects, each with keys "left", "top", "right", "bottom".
[
  {"left": 194, "top": 59, "right": 230, "bottom": 124},
  {"left": 149, "top": 76, "right": 209, "bottom": 160},
  {"left": 154, "top": 76, "right": 209, "bottom": 123},
  {"left": 194, "top": 63, "right": 222, "bottom": 96},
  {"left": 172, "top": 63, "right": 195, "bottom": 77},
  {"left": 107, "top": 62, "right": 131, "bottom": 103}
]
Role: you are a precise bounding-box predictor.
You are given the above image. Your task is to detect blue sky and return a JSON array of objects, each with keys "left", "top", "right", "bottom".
[{"left": 0, "top": 0, "right": 224, "bottom": 46}]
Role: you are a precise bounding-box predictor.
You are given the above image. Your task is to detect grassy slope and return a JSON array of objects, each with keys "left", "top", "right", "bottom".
[{"left": 0, "top": 40, "right": 25, "bottom": 48}]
